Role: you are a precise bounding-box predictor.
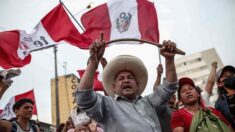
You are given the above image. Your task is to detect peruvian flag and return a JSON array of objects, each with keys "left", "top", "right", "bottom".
[
  {"left": 0, "top": 89, "right": 37, "bottom": 120},
  {"left": 77, "top": 70, "right": 104, "bottom": 92},
  {"left": 81, "top": 0, "right": 159, "bottom": 44},
  {"left": 0, "top": 3, "right": 88, "bottom": 69}
]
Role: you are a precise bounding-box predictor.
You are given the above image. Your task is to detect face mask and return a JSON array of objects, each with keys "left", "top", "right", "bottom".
[{"left": 224, "top": 75, "right": 235, "bottom": 90}]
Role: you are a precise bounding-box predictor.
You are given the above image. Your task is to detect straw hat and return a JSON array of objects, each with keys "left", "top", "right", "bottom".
[{"left": 102, "top": 55, "right": 148, "bottom": 97}]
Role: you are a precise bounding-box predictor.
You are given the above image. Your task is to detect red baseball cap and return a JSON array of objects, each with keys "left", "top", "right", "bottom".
[{"left": 179, "top": 77, "right": 195, "bottom": 88}]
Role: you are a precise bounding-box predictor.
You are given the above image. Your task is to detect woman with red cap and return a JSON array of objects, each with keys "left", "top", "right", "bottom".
[{"left": 171, "top": 77, "right": 232, "bottom": 132}]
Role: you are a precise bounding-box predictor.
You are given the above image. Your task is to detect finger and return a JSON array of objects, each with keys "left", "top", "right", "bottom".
[
  {"left": 172, "top": 42, "right": 176, "bottom": 52},
  {"left": 163, "top": 40, "right": 167, "bottom": 45},
  {"left": 169, "top": 43, "right": 173, "bottom": 51}
]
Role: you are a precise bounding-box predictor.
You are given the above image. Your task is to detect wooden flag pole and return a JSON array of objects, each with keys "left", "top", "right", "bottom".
[{"left": 106, "top": 38, "right": 185, "bottom": 55}]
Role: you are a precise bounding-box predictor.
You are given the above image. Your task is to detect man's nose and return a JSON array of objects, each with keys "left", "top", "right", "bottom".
[
  {"left": 28, "top": 107, "right": 33, "bottom": 111},
  {"left": 123, "top": 77, "right": 130, "bottom": 82},
  {"left": 185, "top": 90, "right": 191, "bottom": 94}
]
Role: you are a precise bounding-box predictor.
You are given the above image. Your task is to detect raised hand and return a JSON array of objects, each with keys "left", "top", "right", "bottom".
[
  {"left": 211, "top": 62, "right": 217, "bottom": 68},
  {"left": 160, "top": 40, "right": 176, "bottom": 59},
  {"left": 157, "top": 64, "right": 163, "bottom": 75}
]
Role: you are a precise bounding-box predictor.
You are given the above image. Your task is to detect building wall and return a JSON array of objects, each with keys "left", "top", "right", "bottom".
[
  {"left": 175, "top": 48, "right": 224, "bottom": 106},
  {"left": 51, "top": 74, "right": 79, "bottom": 126}
]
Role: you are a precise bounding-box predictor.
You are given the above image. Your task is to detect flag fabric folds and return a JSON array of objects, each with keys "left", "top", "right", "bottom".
[
  {"left": 0, "top": 31, "right": 31, "bottom": 69},
  {"left": 0, "top": 3, "right": 87, "bottom": 69},
  {"left": 81, "top": 0, "right": 159, "bottom": 44},
  {"left": 0, "top": 0, "right": 159, "bottom": 69},
  {"left": 0, "top": 89, "right": 37, "bottom": 120},
  {"left": 77, "top": 70, "right": 104, "bottom": 92}
]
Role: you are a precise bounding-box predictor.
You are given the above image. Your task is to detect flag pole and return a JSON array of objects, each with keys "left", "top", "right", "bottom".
[
  {"left": 158, "top": 48, "right": 162, "bottom": 64},
  {"left": 106, "top": 38, "right": 185, "bottom": 55},
  {"left": 60, "top": 2, "right": 85, "bottom": 32},
  {"left": 54, "top": 45, "right": 60, "bottom": 127}
]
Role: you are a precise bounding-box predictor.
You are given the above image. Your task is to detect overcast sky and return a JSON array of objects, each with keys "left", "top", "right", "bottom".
[{"left": 0, "top": 0, "right": 235, "bottom": 124}]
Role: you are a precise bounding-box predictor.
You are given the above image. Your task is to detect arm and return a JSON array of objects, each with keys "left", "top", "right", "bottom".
[
  {"left": 160, "top": 40, "right": 177, "bottom": 83},
  {"left": 76, "top": 41, "right": 108, "bottom": 122},
  {"left": 201, "top": 62, "right": 217, "bottom": 106},
  {"left": 204, "top": 62, "right": 217, "bottom": 95},
  {"left": 171, "top": 110, "right": 185, "bottom": 132},
  {"left": 61, "top": 120, "right": 70, "bottom": 132},
  {"left": 36, "top": 125, "right": 41, "bottom": 132},
  {"left": 0, "top": 120, "right": 12, "bottom": 132},
  {"left": 100, "top": 57, "right": 107, "bottom": 69},
  {"left": 148, "top": 40, "right": 178, "bottom": 106},
  {"left": 78, "top": 41, "right": 105, "bottom": 91},
  {"left": 173, "top": 127, "right": 184, "bottom": 132},
  {"left": 153, "top": 64, "right": 163, "bottom": 92},
  {"left": 0, "top": 69, "right": 21, "bottom": 100},
  {"left": 0, "top": 81, "right": 8, "bottom": 100}
]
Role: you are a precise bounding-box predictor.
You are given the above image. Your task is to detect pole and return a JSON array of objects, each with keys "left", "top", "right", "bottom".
[
  {"left": 158, "top": 48, "right": 162, "bottom": 64},
  {"left": 61, "top": 2, "right": 85, "bottom": 32},
  {"left": 54, "top": 45, "right": 60, "bottom": 127}
]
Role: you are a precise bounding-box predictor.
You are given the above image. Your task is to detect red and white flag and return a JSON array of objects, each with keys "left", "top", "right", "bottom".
[
  {"left": 0, "top": 89, "right": 37, "bottom": 120},
  {"left": 77, "top": 70, "right": 104, "bottom": 92},
  {"left": 81, "top": 0, "right": 159, "bottom": 45},
  {"left": 0, "top": 3, "right": 88, "bottom": 69}
]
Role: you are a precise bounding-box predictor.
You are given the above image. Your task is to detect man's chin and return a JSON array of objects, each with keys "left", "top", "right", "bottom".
[{"left": 122, "top": 92, "right": 135, "bottom": 98}]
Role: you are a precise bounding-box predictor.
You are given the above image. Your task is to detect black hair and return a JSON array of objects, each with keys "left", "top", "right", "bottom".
[
  {"left": 13, "top": 98, "right": 34, "bottom": 112},
  {"left": 76, "top": 107, "right": 82, "bottom": 114},
  {"left": 0, "top": 76, "right": 3, "bottom": 81},
  {"left": 57, "top": 123, "right": 65, "bottom": 132}
]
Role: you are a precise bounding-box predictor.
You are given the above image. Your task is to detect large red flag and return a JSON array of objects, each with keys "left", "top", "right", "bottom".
[
  {"left": 0, "top": 89, "right": 37, "bottom": 120},
  {"left": 0, "top": 3, "right": 88, "bottom": 69},
  {"left": 81, "top": 0, "right": 159, "bottom": 44},
  {"left": 77, "top": 70, "right": 104, "bottom": 92}
]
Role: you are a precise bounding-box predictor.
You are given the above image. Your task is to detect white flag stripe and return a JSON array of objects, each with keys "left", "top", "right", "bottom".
[
  {"left": 17, "top": 22, "right": 56, "bottom": 60},
  {"left": 108, "top": 0, "right": 141, "bottom": 40},
  {"left": 0, "top": 97, "right": 16, "bottom": 120}
]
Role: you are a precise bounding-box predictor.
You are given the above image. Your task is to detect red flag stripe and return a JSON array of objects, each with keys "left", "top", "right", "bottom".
[
  {"left": 0, "top": 31, "right": 31, "bottom": 69},
  {"left": 14, "top": 89, "right": 37, "bottom": 115},
  {"left": 81, "top": 0, "right": 159, "bottom": 44},
  {"left": 77, "top": 70, "right": 104, "bottom": 91},
  {"left": 41, "top": 4, "right": 91, "bottom": 49},
  {"left": 81, "top": 3, "right": 111, "bottom": 43},
  {"left": 137, "top": 0, "right": 159, "bottom": 43}
]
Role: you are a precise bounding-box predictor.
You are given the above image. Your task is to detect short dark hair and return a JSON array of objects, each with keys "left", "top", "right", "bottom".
[{"left": 13, "top": 98, "right": 34, "bottom": 112}]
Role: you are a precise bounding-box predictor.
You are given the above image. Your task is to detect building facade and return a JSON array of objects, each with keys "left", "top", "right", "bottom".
[
  {"left": 175, "top": 48, "right": 224, "bottom": 105},
  {"left": 51, "top": 74, "right": 79, "bottom": 126}
]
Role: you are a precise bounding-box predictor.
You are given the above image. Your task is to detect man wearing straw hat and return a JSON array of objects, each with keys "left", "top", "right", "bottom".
[{"left": 76, "top": 40, "right": 178, "bottom": 132}]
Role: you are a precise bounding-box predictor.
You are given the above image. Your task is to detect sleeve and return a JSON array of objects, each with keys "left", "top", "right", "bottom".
[
  {"left": 76, "top": 89, "right": 110, "bottom": 122},
  {"left": 147, "top": 78, "right": 178, "bottom": 107},
  {"left": 171, "top": 110, "right": 184, "bottom": 129},
  {"left": 211, "top": 107, "right": 231, "bottom": 126},
  {"left": 201, "top": 90, "right": 210, "bottom": 106}
]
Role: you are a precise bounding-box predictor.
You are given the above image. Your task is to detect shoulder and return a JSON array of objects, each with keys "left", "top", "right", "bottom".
[
  {"left": 172, "top": 108, "right": 191, "bottom": 123},
  {"left": 29, "top": 122, "right": 40, "bottom": 132},
  {"left": 171, "top": 109, "right": 185, "bottom": 129},
  {"left": 0, "top": 120, "right": 13, "bottom": 132},
  {"left": 172, "top": 108, "right": 184, "bottom": 118},
  {"left": 34, "top": 124, "right": 40, "bottom": 132}
]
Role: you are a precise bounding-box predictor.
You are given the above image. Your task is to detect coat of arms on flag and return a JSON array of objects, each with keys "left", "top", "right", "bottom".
[{"left": 116, "top": 12, "right": 132, "bottom": 33}]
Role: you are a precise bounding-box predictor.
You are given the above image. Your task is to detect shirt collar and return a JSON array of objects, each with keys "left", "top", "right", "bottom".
[{"left": 114, "top": 94, "right": 142, "bottom": 102}]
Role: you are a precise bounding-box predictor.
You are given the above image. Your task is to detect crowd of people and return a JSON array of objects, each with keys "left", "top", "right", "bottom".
[{"left": 0, "top": 40, "right": 235, "bottom": 132}]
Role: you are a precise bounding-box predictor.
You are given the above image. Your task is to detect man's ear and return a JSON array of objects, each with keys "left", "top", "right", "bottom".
[
  {"left": 217, "top": 82, "right": 223, "bottom": 88},
  {"left": 14, "top": 109, "right": 19, "bottom": 116},
  {"left": 113, "top": 83, "right": 116, "bottom": 91}
]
